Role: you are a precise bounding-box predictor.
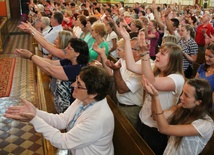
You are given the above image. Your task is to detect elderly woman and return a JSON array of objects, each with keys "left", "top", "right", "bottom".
[
  {"left": 13, "top": 38, "right": 89, "bottom": 113},
  {"left": 5, "top": 66, "right": 114, "bottom": 155},
  {"left": 89, "top": 22, "right": 109, "bottom": 62},
  {"left": 62, "top": 9, "right": 73, "bottom": 30}
]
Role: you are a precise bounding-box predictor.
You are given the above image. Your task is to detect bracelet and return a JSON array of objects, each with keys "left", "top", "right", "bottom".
[
  {"left": 141, "top": 57, "right": 150, "bottom": 61},
  {"left": 31, "top": 32, "right": 35, "bottom": 36},
  {"left": 155, "top": 111, "right": 164, "bottom": 115},
  {"left": 140, "top": 51, "right": 149, "bottom": 57},
  {"left": 29, "top": 54, "right": 34, "bottom": 60}
]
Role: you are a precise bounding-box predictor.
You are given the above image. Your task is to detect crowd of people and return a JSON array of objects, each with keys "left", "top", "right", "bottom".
[{"left": 4, "top": 0, "right": 214, "bottom": 154}]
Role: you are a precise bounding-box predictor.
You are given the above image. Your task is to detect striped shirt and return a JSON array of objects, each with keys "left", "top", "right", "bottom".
[{"left": 178, "top": 38, "right": 198, "bottom": 70}]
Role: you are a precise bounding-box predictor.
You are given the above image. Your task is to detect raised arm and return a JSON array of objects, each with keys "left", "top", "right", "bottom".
[
  {"left": 92, "top": 43, "right": 113, "bottom": 76},
  {"left": 18, "top": 21, "right": 43, "bottom": 37},
  {"left": 119, "top": 23, "right": 141, "bottom": 74},
  {"left": 14, "top": 49, "right": 68, "bottom": 80},
  {"left": 138, "top": 31, "right": 179, "bottom": 91},
  {"left": 152, "top": 0, "right": 165, "bottom": 30},
  {"left": 30, "top": 29, "right": 66, "bottom": 59},
  {"left": 164, "top": 9, "right": 175, "bottom": 35},
  {"left": 143, "top": 76, "right": 199, "bottom": 137},
  {"left": 18, "top": 22, "right": 67, "bottom": 58},
  {"left": 106, "top": 61, "right": 130, "bottom": 94}
]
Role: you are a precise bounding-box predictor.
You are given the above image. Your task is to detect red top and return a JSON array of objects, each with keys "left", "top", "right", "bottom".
[
  {"left": 62, "top": 17, "right": 73, "bottom": 29},
  {"left": 195, "top": 23, "right": 214, "bottom": 46}
]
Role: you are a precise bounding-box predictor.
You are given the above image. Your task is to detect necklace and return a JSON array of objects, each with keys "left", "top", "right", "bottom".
[{"left": 207, "top": 68, "right": 214, "bottom": 74}]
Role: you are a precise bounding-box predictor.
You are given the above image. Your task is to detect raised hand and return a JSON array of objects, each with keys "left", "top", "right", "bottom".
[
  {"left": 142, "top": 75, "right": 159, "bottom": 96},
  {"left": 14, "top": 49, "right": 33, "bottom": 59},
  {"left": 18, "top": 22, "right": 32, "bottom": 33},
  {"left": 4, "top": 99, "right": 37, "bottom": 122},
  {"left": 164, "top": 8, "right": 172, "bottom": 17},
  {"left": 138, "top": 31, "right": 150, "bottom": 51},
  {"left": 89, "top": 60, "right": 103, "bottom": 67},
  {"left": 119, "top": 22, "right": 130, "bottom": 41},
  {"left": 105, "top": 60, "right": 121, "bottom": 71},
  {"left": 151, "top": 0, "right": 157, "bottom": 10},
  {"left": 92, "top": 43, "right": 105, "bottom": 55}
]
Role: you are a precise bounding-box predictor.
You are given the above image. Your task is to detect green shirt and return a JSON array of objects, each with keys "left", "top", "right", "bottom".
[
  {"left": 80, "top": 32, "right": 95, "bottom": 50},
  {"left": 89, "top": 41, "right": 109, "bottom": 62}
]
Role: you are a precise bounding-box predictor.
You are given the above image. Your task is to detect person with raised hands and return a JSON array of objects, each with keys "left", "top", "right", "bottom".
[
  {"left": 18, "top": 11, "right": 63, "bottom": 57},
  {"left": 93, "top": 37, "right": 144, "bottom": 128},
  {"left": 119, "top": 23, "right": 185, "bottom": 155},
  {"left": 4, "top": 66, "right": 114, "bottom": 155},
  {"left": 18, "top": 21, "right": 72, "bottom": 59},
  {"left": 14, "top": 38, "right": 89, "bottom": 113},
  {"left": 142, "top": 75, "right": 214, "bottom": 155}
]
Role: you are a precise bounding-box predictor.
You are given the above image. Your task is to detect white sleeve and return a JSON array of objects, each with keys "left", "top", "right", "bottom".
[
  {"left": 30, "top": 114, "right": 104, "bottom": 149},
  {"left": 168, "top": 74, "right": 185, "bottom": 95},
  {"left": 125, "top": 73, "right": 142, "bottom": 93},
  {"left": 192, "top": 116, "right": 214, "bottom": 139}
]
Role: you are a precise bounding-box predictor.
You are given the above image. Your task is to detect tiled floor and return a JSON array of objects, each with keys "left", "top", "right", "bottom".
[
  {"left": 0, "top": 19, "right": 45, "bottom": 154},
  {"left": 0, "top": 98, "right": 43, "bottom": 155}
]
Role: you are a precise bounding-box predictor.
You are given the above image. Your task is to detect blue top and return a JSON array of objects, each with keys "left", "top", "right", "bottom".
[
  {"left": 197, "top": 63, "right": 214, "bottom": 90},
  {"left": 53, "top": 59, "right": 87, "bottom": 113}
]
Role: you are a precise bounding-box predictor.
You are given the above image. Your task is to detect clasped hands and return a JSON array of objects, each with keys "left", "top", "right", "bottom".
[{"left": 142, "top": 75, "right": 159, "bottom": 97}]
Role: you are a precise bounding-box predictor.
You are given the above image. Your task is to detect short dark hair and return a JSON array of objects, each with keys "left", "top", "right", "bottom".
[
  {"left": 81, "top": 3, "right": 86, "bottom": 8},
  {"left": 105, "top": 8, "right": 112, "bottom": 14},
  {"left": 87, "top": 16, "right": 98, "bottom": 25},
  {"left": 82, "top": 10, "right": 89, "bottom": 16},
  {"left": 70, "top": 2, "right": 75, "bottom": 7},
  {"left": 68, "top": 38, "right": 89, "bottom": 64},
  {"left": 120, "top": 1, "right": 124, "bottom": 7},
  {"left": 94, "top": 7, "right": 100, "bottom": 13},
  {"left": 133, "top": 8, "right": 139, "bottom": 14},
  {"left": 54, "top": 11, "right": 63, "bottom": 24},
  {"left": 171, "top": 18, "right": 179, "bottom": 28},
  {"left": 191, "top": 16, "right": 197, "bottom": 24},
  {"left": 46, "top": 0, "right": 50, "bottom": 5},
  {"left": 78, "top": 15, "right": 87, "bottom": 27},
  {"left": 80, "top": 66, "right": 111, "bottom": 101}
]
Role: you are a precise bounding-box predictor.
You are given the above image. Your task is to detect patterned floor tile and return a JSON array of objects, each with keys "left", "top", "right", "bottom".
[{"left": 0, "top": 30, "right": 44, "bottom": 154}]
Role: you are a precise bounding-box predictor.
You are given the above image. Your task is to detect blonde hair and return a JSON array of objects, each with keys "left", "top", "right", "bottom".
[
  {"left": 91, "top": 22, "right": 107, "bottom": 37},
  {"left": 58, "top": 30, "right": 73, "bottom": 49},
  {"left": 117, "top": 38, "right": 125, "bottom": 48},
  {"left": 64, "top": 9, "right": 72, "bottom": 17},
  {"left": 162, "top": 35, "right": 177, "bottom": 44}
]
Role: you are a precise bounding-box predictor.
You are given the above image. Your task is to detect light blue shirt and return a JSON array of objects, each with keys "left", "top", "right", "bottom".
[{"left": 42, "top": 25, "right": 63, "bottom": 55}]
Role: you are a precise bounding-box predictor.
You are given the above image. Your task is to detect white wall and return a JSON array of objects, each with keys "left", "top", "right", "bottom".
[
  {"left": 210, "top": 0, "right": 214, "bottom": 7},
  {"left": 127, "top": 0, "right": 214, "bottom": 7},
  {"left": 127, "top": 0, "right": 194, "bottom": 5}
]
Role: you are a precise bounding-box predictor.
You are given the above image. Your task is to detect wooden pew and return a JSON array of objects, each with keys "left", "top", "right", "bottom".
[
  {"left": 34, "top": 44, "right": 57, "bottom": 155},
  {"left": 108, "top": 54, "right": 118, "bottom": 63},
  {"left": 107, "top": 96, "right": 155, "bottom": 155}
]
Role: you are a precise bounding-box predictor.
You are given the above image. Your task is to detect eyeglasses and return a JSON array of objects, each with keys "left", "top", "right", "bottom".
[
  {"left": 132, "top": 48, "right": 140, "bottom": 51},
  {"left": 74, "top": 76, "right": 87, "bottom": 90}
]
